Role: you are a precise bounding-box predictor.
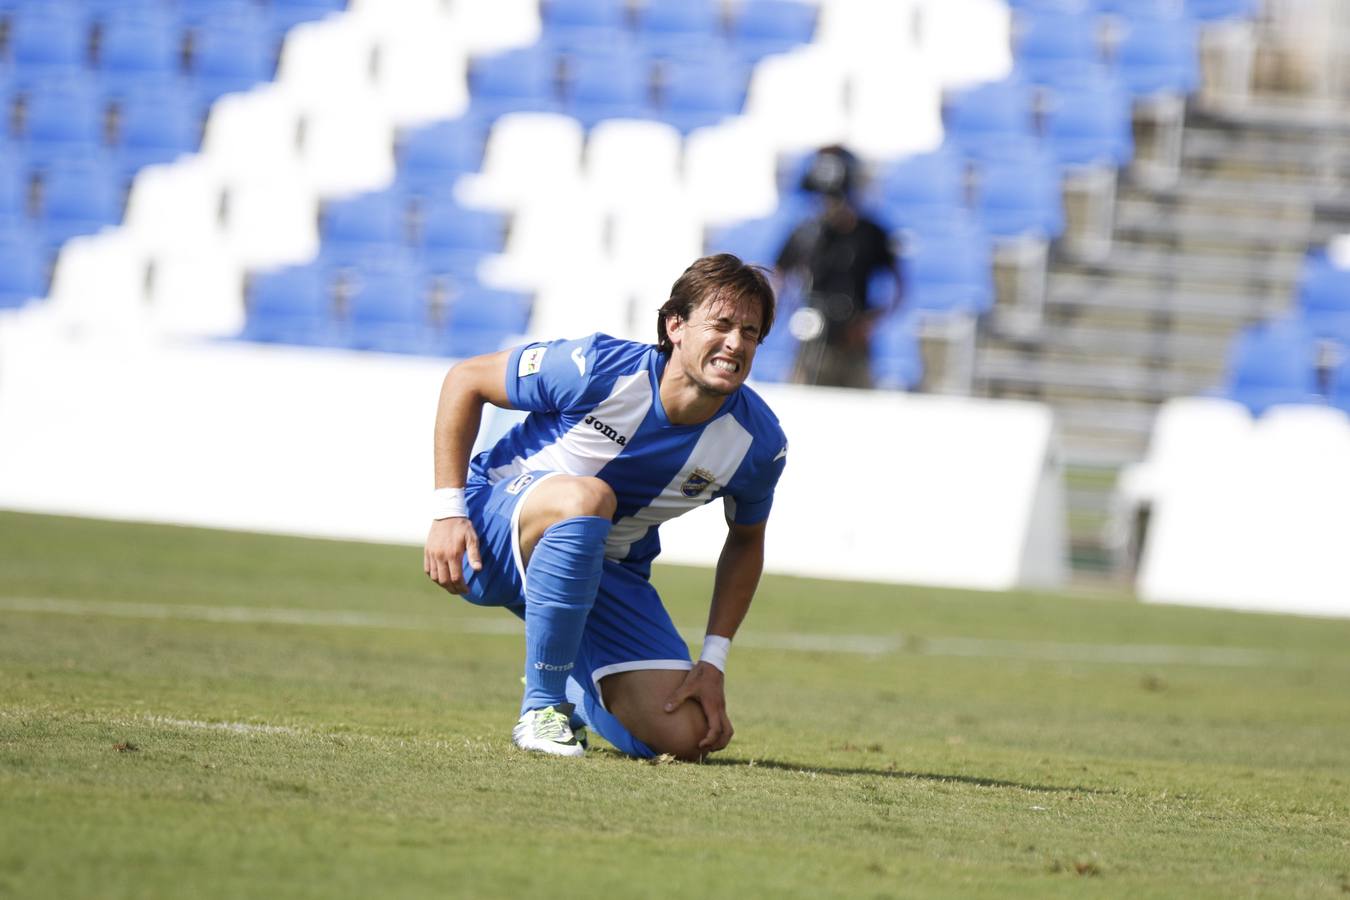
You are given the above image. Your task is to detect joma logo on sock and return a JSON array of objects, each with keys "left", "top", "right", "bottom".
[
  {"left": 534, "top": 661, "right": 574, "bottom": 672},
  {"left": 583, "top": 415, "right": 628, "bottom": 445}
]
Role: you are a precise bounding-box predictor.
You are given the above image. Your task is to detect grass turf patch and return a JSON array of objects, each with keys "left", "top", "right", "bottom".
[{"left": 2, "top": 511, "right": 1348, "bottom": 898}]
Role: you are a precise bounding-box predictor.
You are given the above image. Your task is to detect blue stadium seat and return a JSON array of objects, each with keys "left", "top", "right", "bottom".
[
  {"left": 541, "top": 0, "right": 627, "bottom": 53},
  {"left": 38, "top": 156, "right": 123, "bottom": 249},
  {"left": 189, "top": 13, "right": 274, "bottom": 109},
  {"left": 1186, "top": 0, "right": 1259, "bottom": 21},
  {"left": 1006, "top": 0, "right": 1095, "bottom": 10},
  {"left": 242, "top": 263, "right": 336, "bottom": 346},
  {"left": 705, "top": 209, "right": 800, "bottom": 269},
  {"left": 729, "top": 0, "right": 817, "bottom": 64},
  {"left": 900, "top": 216, "right": 995, "bottom": 315},
  {"left": 972, "top": 148, "right": 1065, "bottom": 239},
  {"left": 397, "top": 118, "right": 486, "bottom": 196},
  {"left": 565, "top": 47, "right": 654, "bottom": 128},
  {"left": 320, "top": 189, "right": 409, "bottom": 267},
  {"left": 943, "top": 78, "right": 1037, "bottom": 154},
  {"left": 440, "top": 286, "right": 531, "bottom": 357},
  {"left": 0, "top": 152, "right": 29, "bottom": 225},
  {"left": 871, "top": 147, "right": 969, "bottom": 233},
  {"left": 1330, "top": 357, "right": 1350, "bottom": 415},
  {"left": 1042, "top": 75, "right": 1134, "bottom": 167},
  {"left": 176, "top": 0, "right": 262, "bottom": 29},
  {"left": 1222, "top": 317, "right": 1322, "bottom": 415},
  {"left": 114, "top": 82, "right": 201, "bottom": 179},
  {"left": 870, "top": 309, "right": 924, "bottom": 390},
  {"left": 658, "top": 51, "right": 745, "bottom": 133},
  {"left": 417, "top": 201, "right": 505, "bottom": 276},
  {"left": 82, "top": 0, "right": 167, "bottom": 18},
  {"left": 267, "top": 0, "right": 346, "bottom": 38},
  {"left": 469, "top": 45, "right": 560, "bottom": 120},
  {"left": 1095, "top": 0, "right": 1176, "bottom": 15},
  {"left": 1014, "top": 8, "right": 1102, "bottom": 87},
  {"left": 1114, "top": 12, "right": 1200, "bottom": 97},
  {"left": 96, "top": 9, "right": 184, "bottom": 98},
  {"left": 0, "top": 228, "right": 46, "bottom": 308},
  {"left": 343, "top": 262, "right": 433, "bottom": 354},
  {"left": 748, "top": 308, "right": 797, "bottom": 384},
  {"left": 22, "top": 75, "right": 105, "bottom": 167},
  {"left": 9, "top": 5, "right": 90, "bottom": 79},
  {"left": 1296, "top": 251, "right": 1350, "bottom": 345},
  {"left": 635, "top": 0, "right": 722, "bottom": 58}
]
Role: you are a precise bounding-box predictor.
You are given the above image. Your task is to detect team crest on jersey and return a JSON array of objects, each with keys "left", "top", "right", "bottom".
[
  {"left": 518, "top": 346, "right": 547, "bottom": 376},
  {"left": 680, "top": 467, "right": 716, "bottom": 498},
  {"left": 505, "top": 472, "right": 535, "bottom": 495}
]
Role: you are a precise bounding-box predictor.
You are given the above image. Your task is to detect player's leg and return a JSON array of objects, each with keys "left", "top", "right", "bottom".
[
  {"left": 601, "top": 669, "right": 710, "bottom": 762},
  {"left": 511, "top": 474, "right": 615, "bottom": 754},
  {"left": 566, "top": 562, "right": 718, "bottom": 762}
]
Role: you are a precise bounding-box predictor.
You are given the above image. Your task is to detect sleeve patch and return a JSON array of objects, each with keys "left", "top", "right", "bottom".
[{"left": 518, "top": 346, "right": 547, "bottom": 376}]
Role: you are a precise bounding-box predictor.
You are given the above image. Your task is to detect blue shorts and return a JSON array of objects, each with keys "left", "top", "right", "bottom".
[{"left": 462, "top": 471, "right": 692, "bottom": 757}]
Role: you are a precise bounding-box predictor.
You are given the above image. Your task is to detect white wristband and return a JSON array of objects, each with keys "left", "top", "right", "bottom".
[
  {"left": 431, "top": 487, "right": 468, "bottom": 520},
  {"left": 699, "top": 634, "right": 731, "bottom": 673}
]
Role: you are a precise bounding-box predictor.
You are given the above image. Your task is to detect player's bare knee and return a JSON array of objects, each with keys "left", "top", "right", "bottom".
[
  {"left": 534, "top": 476, "right": 616, "bottom": 523},
  {"left": 647, "top": 703, "right": 709, "bottom": 762},
  {"left": 569, "top": 476, "right": 617, "bottom": 520}
]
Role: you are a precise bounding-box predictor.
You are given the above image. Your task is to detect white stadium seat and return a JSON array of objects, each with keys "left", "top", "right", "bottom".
[
  {"left": 683, "top": 121, "right": 780, "bottom": 227},
  {"left": 583, "top": 119, "right": 684, "bottom": 211},
  {"left": 455, "top": 113, "right": 586, "bottom": 211},
  {"left": 743, "top": 46, "right": 850, "bottom": 154},
  {"left": 122, "top": 158, "right": 224, "bottom": 256},
  {"left": 220, "top": 177, "right": 321, "bottom": 270}
]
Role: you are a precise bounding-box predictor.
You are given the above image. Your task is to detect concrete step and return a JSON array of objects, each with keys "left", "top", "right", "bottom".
[
  {"left": 975, "top": 347, "right": 1215, "bottom": 402},
  {"left": 1190, "top": 95, "right": 1350, "bottom": 137},
  {"left": 1113, "top": 198, "right": 1315, "bottom": 247},
  {"left": 1123, "top": 169, "right": 1350, "bottom": 209},
  {"left": 987, "top": 321, "right": 1236, "bottom": 366},
  {"left": 1064, "top": 240, "right": 1305, "bottom": 285},
  {"left": 1181, "top": 126, "right": 1350, "bottom": 173},
  {"left": 1046, "top": 273, "right": 1287, "bottom": 321}
]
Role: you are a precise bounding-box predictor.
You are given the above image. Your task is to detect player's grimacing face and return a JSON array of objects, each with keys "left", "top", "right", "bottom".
[{"left": 671, "top": 293, "right": 763, "bottom": 395}]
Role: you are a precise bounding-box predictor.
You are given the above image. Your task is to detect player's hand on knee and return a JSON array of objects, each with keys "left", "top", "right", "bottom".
[
  {"left": 424, "top": 517, "right": 482, "bottom": 595},
  {"left": 663, "top": 662, "right": 734, "bottom": 753}
]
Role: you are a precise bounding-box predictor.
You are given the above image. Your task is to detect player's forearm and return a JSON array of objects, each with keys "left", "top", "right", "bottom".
[
  {"left": 432, "top": 362, "right": 491, "bottom": 489},
  {"left": 706, "top": 525, "right": 766, "bottom": 638}
]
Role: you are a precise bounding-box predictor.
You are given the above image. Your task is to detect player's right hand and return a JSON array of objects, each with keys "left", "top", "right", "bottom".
[{"left": 424, "top": 517, "right": 482, "bottom": 595}]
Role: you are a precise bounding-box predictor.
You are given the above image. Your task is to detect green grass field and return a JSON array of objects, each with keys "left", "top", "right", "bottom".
[{"left": 2, "top": 510, "right": 1348, "bottom": 898}]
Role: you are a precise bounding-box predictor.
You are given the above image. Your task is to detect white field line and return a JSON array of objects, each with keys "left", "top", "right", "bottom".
[{"left": 0, "top": 595, "right": 1298, "bottom": 669}]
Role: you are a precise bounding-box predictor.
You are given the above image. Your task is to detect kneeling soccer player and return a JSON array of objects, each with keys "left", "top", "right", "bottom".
[{"left": 423, "top": 254, "right": 788, "bottom": 760}]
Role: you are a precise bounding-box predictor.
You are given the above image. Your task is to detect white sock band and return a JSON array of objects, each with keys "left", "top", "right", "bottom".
[
  {"left": 700, "top": 634, "right": 731, "bottom": 673},
  {"left": 431, "top": 487, "right": 468, "bottom": 520}
]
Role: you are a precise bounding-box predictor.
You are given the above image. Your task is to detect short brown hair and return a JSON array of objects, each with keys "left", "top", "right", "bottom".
[{"left": 656, "top": 253, "right": 776, "bottom": 355}]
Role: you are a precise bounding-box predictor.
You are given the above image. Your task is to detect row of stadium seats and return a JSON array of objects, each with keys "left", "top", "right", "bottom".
[
  {"left": 5, "top": 0, "right": 1259, "bottom": 398},
  {"left": 1007, "top": 0, "right": 1256, "bottom": 22},
  {"left": 1221, "top": 246, "right": 1350, "bottom": 415},
  {"left": 243, "top": 260, "right": 532, "bottom": 358}
]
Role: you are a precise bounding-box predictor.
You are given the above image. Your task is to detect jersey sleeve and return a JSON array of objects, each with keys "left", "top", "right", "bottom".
[
  {"left": 724, "top": 435, "right": 788, "bottom": 526},
  {"left": 505, "top": 334, "right": 598, "bottom": 414}
]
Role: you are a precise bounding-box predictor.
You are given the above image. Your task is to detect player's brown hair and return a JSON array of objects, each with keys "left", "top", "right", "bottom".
[{"left": 656, "top": 253, "right": 776, "bottom": 355}]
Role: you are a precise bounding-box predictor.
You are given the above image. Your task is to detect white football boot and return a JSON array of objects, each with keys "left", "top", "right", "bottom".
[{"left": 512, "top": 703, "right": 586, "bottom": 758}]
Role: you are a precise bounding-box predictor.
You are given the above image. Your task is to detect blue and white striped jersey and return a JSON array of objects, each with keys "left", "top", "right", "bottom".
[{"left": 469, "top": 333, "right": 788, "bottom": 573}]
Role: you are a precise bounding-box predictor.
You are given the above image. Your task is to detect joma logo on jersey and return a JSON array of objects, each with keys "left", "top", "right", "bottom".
[
  {"left": 583, "top": 415, "right": 628, "bottom": 445},
  {"left": 680, "top": 468, "right": 717, "bottom": 498}
]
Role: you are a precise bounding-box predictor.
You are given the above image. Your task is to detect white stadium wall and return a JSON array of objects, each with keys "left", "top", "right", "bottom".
[
  {"left": 1131, "top": 398, "right": 1350, "bottom": 618},
  {"left": 0, "top": 319, "right": 1066, "bottom": 593}
]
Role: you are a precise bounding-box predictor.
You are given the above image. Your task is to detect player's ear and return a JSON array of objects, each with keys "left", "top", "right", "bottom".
[{"left": 665, "top": 313, "right": 685, "bottom": 345}]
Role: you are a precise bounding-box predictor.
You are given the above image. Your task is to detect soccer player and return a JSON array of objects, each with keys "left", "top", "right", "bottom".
[{"left": 423, "top": 254, "right": 788, "bottom": 761}]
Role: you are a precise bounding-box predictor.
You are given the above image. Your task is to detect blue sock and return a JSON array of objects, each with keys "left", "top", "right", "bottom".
[{"left": 521, "top": 515, "right": 611, "bottom": 713}]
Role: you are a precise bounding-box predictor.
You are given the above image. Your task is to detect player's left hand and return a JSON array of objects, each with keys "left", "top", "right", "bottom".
[{"left": 662, "top": 662, "right": 734, "bottom": 753}]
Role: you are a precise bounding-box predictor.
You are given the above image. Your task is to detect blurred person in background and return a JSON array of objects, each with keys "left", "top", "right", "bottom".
[
  {"left": 423, "top": 254, "right": 788, "bottom": 762},
  {"left": 775, "top": 145, "right": 902, "bottom": 389}
]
